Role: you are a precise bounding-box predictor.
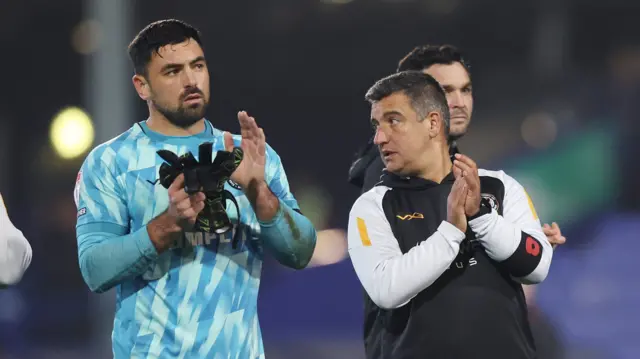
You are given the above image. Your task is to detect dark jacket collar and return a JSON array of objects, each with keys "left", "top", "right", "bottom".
[
  {"left": 349, "top": 138, "right": 460, "bottom": 189},
  {"left": 378, "top": 142, "right": 460, "bottom": 190},
  {"left": 380, "top": 171, "right": 455, "bottom": 190}
]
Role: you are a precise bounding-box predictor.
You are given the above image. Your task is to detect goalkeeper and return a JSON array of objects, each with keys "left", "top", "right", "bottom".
[{"left": 74, "top": 19, "right": 317, "bottom": 359}]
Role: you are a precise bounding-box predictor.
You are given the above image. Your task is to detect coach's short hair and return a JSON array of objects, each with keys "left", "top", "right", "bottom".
[
  {"left": 365, "top": 71, "right": 450, "bottom": 134},
  {"left": 397, "top": 44, "right": 470, "bottom": 76},
  {"left": 128, "top": 19, "right": 203, "bottom": 76}
]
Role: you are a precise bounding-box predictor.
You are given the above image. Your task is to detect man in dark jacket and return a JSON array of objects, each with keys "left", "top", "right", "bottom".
[{"left": 347, "top": 70, "right": 553, "bottom": 359}]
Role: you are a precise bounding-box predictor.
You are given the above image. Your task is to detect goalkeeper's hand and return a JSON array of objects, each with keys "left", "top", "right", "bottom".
[
  {"left": 146, "top": 173, "right": 205, "bottom": 253},
  {"left": 156, "top": 143, "right": 243, "bottom": 235},
  {"left": 166, "top": 173, "right": 206, "bottom": 228},
  {"left": 156, "top": 150, "right": 206, "bottom": 228},
  {"left": 223, "top": 111, "right": 266, "bottom": 190},
  {"left": 193, "top": 142, "right": 242, "bottom": 234}
]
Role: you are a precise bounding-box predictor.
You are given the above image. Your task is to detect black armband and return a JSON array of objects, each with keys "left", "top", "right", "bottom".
[{"left": 501, "top": 232, "right": 543, "bottom": 277}]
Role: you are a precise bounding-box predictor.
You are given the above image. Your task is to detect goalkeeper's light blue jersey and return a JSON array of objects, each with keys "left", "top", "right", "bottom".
[{"left": 74, "top": 120, "right": 298, "bottom": 359}]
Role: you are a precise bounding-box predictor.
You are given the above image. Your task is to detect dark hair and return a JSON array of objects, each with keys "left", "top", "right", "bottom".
[
  {"left": 397, "top": 44, "right": 470, "bottom": 76},
  {"left": 365, "top": 71, "right": 450, "bottom": 133},
  {"left": 128, "top": 19, "right": 203, "bottom": 76}
]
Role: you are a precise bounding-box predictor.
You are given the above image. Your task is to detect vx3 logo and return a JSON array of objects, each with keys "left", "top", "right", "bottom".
[{"left": 396, "top": 212, "right": 424, "bottom": 221}]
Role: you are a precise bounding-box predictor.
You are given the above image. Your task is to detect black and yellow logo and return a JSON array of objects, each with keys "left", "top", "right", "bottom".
[
  {"left": 396, "top": 212, "right": 424, "bottom": 221},
  {"left": 198, "top": 217, "right": 211, "bottom": 232}
]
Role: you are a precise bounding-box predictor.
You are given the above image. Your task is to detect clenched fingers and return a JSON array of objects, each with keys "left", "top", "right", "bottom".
[
  {"left": 184, "top": 201, "right": 206, "bottom": 223},
  {"left": 170, "top": 190, "right": 190, "bottom": 209},
  {"left": 543, "top": 222, "right": 566, "bottom": 248},
  {"left": 175, "top": 196, "right": 195, "bottom": 213},
  {"left": 543, "top": 223, "right": 555, "bottom": 234},
  {"left": 175, "top": 193, "right": 203, "bottom": 212},
  {"left": 189, "top": 192, "right": 206, "bottom": 207},
  {"left": 168, "top": 174, "right": 186, "bottom": 194}
]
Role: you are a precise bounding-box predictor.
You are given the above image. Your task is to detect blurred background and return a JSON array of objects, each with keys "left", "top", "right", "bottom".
[{"left": 0, "top": 0, "right": 639, "bottom": 358}]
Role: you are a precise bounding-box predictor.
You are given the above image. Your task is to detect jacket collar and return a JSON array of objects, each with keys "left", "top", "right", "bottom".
[
  {"left": 380, "top": 170, "right": 455, "bottom": 190},
  {"left": 379, "top": 142, "right": 460, "bottom": 190}
]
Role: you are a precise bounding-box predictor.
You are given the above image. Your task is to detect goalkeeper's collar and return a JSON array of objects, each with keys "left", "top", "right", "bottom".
[{"left": 136, "top": 119, "right": 216, "bottom": 142}]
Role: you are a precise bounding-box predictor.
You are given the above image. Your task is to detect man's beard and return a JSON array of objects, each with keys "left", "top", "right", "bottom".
[
  {"left": 153, "top": 98, "right": 209, "bottom": 129},
  {"left": 448, "top": 109, "right": 470, "bottom": 141}
]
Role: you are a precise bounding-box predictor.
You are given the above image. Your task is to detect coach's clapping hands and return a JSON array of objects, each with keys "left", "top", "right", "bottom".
[
  {"left": 452, "top": 153, "right": 481, "bottom": 217},
  {"left": 449, "top": 153, "right": 566, "bottom": 250}
]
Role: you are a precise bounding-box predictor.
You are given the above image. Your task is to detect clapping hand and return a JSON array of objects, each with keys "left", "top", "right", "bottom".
[
  {"left": 223, "top": 111, "right": 266, "bottom": 190},
  {"left": 452, "top": 153, "right": 481, "bottom": 217}
]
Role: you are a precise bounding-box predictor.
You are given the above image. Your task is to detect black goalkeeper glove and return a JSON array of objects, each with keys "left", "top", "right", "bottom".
[{"left": 157, "top": 142, "right": 244, "bottom": 248}]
